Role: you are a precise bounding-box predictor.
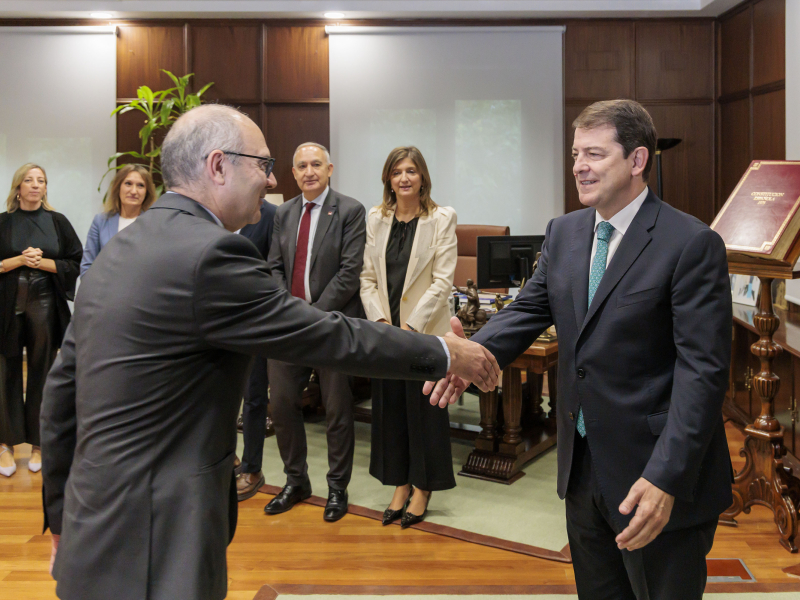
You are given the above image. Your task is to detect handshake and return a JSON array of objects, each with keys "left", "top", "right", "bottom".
[{"left": 426, "top": 316, "right": 499, "bottom": 408}]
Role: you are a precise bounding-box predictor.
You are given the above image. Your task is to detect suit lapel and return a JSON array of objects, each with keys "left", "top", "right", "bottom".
[
  {"left": 284, "top": 195, "right": 303, "bottom": 281},
  {"left": 570, "top": 209, "right": 595, "bottom": 331},
  {"left": 403, "top": 212, "right": 436, "bottom": 293},
  {"left": 108, "top": 214, "right": 120, "bottom": 237},
  {"left": 309, "top": 189, "right": 335, "bottom": 272},
  {"left": 373, "top": 211, "right": 393, "bottom": 300},
  {"left": 579, "top": 193, "right": 660, "bottom": 336}
]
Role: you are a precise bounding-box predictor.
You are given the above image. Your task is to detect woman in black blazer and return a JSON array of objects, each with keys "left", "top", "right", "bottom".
[{"left": 0, "top": 163, "right": 82, "bottom": 477}]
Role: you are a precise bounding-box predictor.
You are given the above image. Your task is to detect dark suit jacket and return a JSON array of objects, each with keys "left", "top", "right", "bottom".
[
  {"left": 267, "top": 188, "right": 366, "bottom": 317},
  {"left": 239, "top": 199, "right": 278, "bottom": 259},
  {"left": 40, "top": 193, "right": 446, "bottom": 600},
  {"left": 471, "top": 191, "right": 733, "bottom": 532}
]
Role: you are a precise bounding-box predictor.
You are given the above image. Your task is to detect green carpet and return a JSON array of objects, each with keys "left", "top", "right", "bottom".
[{"left": 237, "top": 393, "right": 569, "bottom": 554}]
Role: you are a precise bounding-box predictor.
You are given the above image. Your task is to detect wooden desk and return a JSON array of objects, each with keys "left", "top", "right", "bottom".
[{"left": 460, "top": 340, "right": 559, "bottom": 484}]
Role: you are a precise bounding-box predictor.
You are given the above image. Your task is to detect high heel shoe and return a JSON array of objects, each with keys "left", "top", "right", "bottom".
[
  {"left": 382, "top": 487, "right": 414, "bottom": 526},
  {"left": 0, "top": 445, "right": 16, "bottom": 478},
  {"left": 401, "top": 490, "right": 431, "bottom": 529}
]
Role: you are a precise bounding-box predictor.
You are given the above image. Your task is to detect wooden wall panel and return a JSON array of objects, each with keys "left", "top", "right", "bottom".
[
  {"left": 753, "top": 0, "right": 785, "bottom": 88},
  {"left": 564, "top": 21, "right": 634, "bottom": 100},
  {"left": 636, "top": 22, "right": 714, "bottom": 100},
  {"left": 191, "top": 25, "right": 261, "bottom": 101},
  {"left": 265, "top": 26, "right": 329, "bottom": 101},
  {"left": 265, "top": 105, "right": 330, "bottom": 199},
  {"left": 720, "top": 98, "right": 751, "bottom": 202},
  {"left": 115, "top": 108, "right": 146, "bottom": 169},
  {"left": 720, "top": 9, "right": 752, "bottom": 96},
  {"left": 643, "top": 104, "right": 715, "bottom": 223},
  {"left": 753, "top": 89, "right": 786, "bottom": 160},
  {"left": 117, "top": 26, "right": 185, "bottom": 99}
]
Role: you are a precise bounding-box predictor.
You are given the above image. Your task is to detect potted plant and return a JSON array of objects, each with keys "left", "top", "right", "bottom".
[{"left": 99, "top": 70, "right": 214, "bottom": 197}]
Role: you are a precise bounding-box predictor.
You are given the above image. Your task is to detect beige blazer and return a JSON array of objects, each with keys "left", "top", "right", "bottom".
[{"left": 360, "top": 204, "right": 457, "bottom": 337}]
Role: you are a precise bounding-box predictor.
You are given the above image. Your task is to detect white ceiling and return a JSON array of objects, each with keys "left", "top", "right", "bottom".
[{"left": 0, "top": 0, "right": 745, "bottom": 20}]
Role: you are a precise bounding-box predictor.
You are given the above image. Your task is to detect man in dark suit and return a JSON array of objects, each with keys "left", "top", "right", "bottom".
[
  {"left": 40, "top": 104, "right": 500, "bottom": 600},
  {"left": 264, "top": 142, "right": 366, "bottom": 522},
  {"left": 235, "top": 198, "right": 278, "bottom": 501},
  {"left": 428, "top": 100, "right": 733, "bottom": 600}
]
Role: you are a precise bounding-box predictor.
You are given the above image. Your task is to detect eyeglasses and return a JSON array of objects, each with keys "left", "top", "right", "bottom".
[{"left": 222, "top": 151, "right": 276, "bottom": 177}]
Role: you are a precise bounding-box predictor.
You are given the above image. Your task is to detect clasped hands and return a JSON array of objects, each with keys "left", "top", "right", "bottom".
[
  {"left": 21, "top": 247, "right": 43, "bottom": 269},
  {"left": 425, "top": 317, "right": 498, "bottom": 402},
  {"left": 429, "top": 317, "right": 500, "bottom": 396}
]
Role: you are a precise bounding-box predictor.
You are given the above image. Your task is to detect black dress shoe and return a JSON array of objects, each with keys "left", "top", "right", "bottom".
[
  {"left": 382, "top": 487, "right": 414, "bottom": 526},
  {"left": 323, "top": 488, "right": 348, "bottom": 522},
  {"left": 264, "top": 482, "right": 312, "bottom": 515},
  {"left": 401, "top": 491, "right": 432, "bottom": 529}
]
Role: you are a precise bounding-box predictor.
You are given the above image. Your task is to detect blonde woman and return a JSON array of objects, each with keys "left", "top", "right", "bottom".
[
  {"left": 0, "top": 163, "right": 82, "bottom": 476},
  {"left": 360, "top": 146, "right": 458, "bottom": 528},
  {"left": 81, "top": 164, "right": 157, "bottom": 276}
]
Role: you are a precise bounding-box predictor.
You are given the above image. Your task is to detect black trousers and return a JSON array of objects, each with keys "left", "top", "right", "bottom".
[
  {"left": 0, "top": 271, "right": 58, "bottom": 447},
  {"left": 566, "top": 433, "right": 717, "bottom": 600},
  {"left": 268, "top": 360, "right": 355, "bottom": 491},
  {"left": 240, "top": 355, "right": 269, "bottom": 474},
  {"left": 369, "top": 378, "right": 456, "bottom": 491}
]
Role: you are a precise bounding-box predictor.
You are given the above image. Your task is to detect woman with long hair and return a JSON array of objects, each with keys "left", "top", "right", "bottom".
[
  {"left": 0, "top": 163, "right": 82, "bottom": 476},
  {"left": 360, "top": 146, "right": 458, "bottom": 527},
  {"left": 80, "top": 164, "right": 156, "bottom": 276}
]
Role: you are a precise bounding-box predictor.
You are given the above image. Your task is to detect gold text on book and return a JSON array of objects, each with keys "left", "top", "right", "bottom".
[{"left": 752, "top": 191, "right": 785, "bottom": 205}]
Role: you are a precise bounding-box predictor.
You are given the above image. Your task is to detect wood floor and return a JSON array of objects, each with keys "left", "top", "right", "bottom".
[{"left": 1, "top": 423, "right": 800, "bottom": 599}]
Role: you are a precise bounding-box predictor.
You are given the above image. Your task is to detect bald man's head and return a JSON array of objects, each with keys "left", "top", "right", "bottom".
[{"left": 162, "top": 104, "right": 254, "bottom": 189}]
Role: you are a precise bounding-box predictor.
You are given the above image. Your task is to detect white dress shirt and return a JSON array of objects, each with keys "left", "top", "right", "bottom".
[
  {"left": 295, "top": 187, "right": 328, "bottom": 303},
  {"left": 590, "top": 186, "right": 649, "bottom": 270}
]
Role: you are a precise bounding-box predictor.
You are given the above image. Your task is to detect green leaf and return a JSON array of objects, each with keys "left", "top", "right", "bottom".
[
  {"left": 145, "top": 146, "right": 162, "bottom": 158},
  {"left": 111, "top": 100, "right": 140, "bottom": 117},
  {"left": 195, "top": 82, "right": 214, "bottom": 97},
  {"left": 137, "top": 85, "right": 155, "bottom": 104},
  {"left": 159, "top": 98, "right": 175, "bottom": 124},
  {"left": 162, "top": 69, "right": 181, "bottom": 88}
]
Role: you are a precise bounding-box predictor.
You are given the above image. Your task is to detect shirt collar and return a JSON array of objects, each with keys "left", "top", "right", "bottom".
[
  {"left": 197, "top": 204, "right": 224, "bottom": 228},
  {"left": 162, "top": 191, "right": 224, "bottom": 228},
  {"left": 594, "top": 186, "right": 649, "bottom": 236},
  {"left": 302, "top": 186, "right": 329, "bottom": 208}
]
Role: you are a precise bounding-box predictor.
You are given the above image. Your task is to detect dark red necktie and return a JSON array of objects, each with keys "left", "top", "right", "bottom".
[{"left": 291, "top": 202, "right": 316, "bottom": 299}]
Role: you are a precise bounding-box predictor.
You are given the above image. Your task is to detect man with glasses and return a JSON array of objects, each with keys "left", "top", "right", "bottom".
[
  {"left": 40, "top": 104, "right": 501, "bottom": 600},
  {"left": 261, "top": 142, "right": 366, "bottom": 521}
]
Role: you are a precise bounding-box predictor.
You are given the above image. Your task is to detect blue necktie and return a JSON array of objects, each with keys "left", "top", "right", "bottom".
[{"left": 576, "top": 220, "right": 615, "bottom": 438}]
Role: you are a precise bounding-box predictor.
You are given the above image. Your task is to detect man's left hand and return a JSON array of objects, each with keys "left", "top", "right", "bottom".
[
  {"left": 616, "top": 477, "right": 674, "bottom": 551},
  {"left": 50, "top": 533, "right": 60, "bottom": 576}
]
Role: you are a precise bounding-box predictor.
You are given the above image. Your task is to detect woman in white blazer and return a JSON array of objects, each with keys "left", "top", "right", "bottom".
[{"left": 360, "top": 146, "right": 458, "bottom": 528}]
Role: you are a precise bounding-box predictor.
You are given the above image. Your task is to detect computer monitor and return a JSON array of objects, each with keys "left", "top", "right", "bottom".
[{"left": 477, "top": 235, "right": 545, "bottom": 289}]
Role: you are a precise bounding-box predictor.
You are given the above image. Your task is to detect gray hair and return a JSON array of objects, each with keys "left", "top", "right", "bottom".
[
  {"left": 293, "top": 142, "right": 331, "bottom": 166},
  {"left": 161, "top": 104, "right": 249, "bottom": 189}
]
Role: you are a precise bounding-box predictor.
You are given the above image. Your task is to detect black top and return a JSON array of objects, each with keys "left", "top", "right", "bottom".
[
  {"left": 10, "top": 206, "right": 59, "bottom": 256},
  {"left": 0, "top": 210, "right": 83, "bottom": 356},
  {"left": 385, "top": 216, "right": 418, "bottom": 328}
]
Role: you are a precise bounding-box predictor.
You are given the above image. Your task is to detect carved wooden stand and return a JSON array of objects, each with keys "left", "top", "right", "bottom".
[
  {"left": 460, "top": 341, "right": 558, "bottom": 484},
  {"left": 720, "top": 276, "right": 800, "bottom": 552}
]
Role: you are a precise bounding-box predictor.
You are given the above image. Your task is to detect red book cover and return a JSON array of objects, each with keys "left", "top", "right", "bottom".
[{"left": 711, "top": 161, "right": 800, "bottom": 261}]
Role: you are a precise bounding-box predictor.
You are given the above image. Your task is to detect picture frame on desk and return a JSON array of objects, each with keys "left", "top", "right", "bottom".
[{"left": 730, "top": 274, "right": 760, "bottom": 307}]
